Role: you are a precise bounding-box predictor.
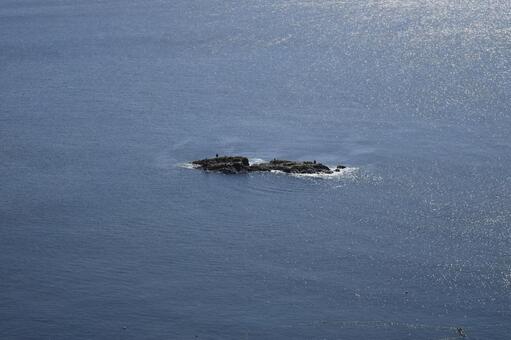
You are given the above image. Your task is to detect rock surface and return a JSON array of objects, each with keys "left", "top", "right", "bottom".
[{"left": 192, "top": 156, "right": 345, "bottom": 175}]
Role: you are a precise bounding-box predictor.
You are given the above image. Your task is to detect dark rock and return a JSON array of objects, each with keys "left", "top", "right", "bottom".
[
  {"left": 457, "top": 327, "right": 466, "bottom": 337},
  {"left": 192, "top": 156, "right": 339, "bottom": 175},
  {"left": 192, "top": 156, "right": 250, "bottom": 174}
]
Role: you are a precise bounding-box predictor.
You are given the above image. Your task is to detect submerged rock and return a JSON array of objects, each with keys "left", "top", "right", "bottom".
[
  {"left": 334, "top": 164, "right": 346, "bottom": 172},
  {"left": 192, "top": 156, "right": 339, "bottom": 174}
]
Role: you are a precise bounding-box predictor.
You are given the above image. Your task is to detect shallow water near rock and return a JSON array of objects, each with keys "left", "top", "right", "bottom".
[{"left": 1, "top": 0, "right": 510, "bottom": 339}]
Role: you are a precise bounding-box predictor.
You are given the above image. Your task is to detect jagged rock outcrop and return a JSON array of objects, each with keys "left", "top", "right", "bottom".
[
  {"left": 192, "top": 156, "right": 345, "bottom": 175},
  {"left": 192, "top": 156, "right": 250, "bottom": 174}
]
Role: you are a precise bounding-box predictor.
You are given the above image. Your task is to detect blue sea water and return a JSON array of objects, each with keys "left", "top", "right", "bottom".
[{"left": 1, "top": 0, "right": 510, "bottom": 339}]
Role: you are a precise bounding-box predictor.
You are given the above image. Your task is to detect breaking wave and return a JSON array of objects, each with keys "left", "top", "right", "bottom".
[
  {"left": 178, "top": 162, "right": 197, "bottom": 170},
  {"left": 289, "top": 166, "right": 359, "bottom": 180}
]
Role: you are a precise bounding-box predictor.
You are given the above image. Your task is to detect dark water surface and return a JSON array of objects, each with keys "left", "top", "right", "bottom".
[{"left": 1, "top": 1, "right": 510, "bottom": 339}]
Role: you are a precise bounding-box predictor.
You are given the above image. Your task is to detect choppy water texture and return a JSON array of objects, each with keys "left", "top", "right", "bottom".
[{"left": 1, "top": 0, "right": 510, "bottom": 339}]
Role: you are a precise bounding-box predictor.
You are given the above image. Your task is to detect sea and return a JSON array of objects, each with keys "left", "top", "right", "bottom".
[{"left": 1, "top": 1, "right": 510, "bottom": 339}]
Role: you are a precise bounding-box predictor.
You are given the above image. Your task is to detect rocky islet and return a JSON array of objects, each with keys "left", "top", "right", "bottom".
[{"left": 191, "top": 156, "right": 346, "bottom": 175}]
